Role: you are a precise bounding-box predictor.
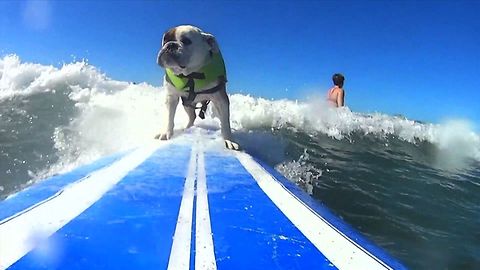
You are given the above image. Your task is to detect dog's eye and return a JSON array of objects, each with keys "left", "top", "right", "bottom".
[{"left": 181, "top": 37, "right": 192, "bottom": 45}]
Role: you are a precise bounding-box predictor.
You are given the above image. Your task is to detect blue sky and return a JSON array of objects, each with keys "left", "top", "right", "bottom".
[{"left": 1, "top": 1, "right": 479, "bottom": 127}]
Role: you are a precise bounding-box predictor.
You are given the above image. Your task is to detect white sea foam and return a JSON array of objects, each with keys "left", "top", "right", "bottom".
[{"left": 1, "top": 54, "right": 479, "bottom": 178}]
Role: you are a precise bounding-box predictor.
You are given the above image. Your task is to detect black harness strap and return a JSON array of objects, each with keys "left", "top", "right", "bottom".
[
  {"left": 177, "top": 72, "right": 205, "bottom": 107},
  {"left": 198, "top": 100, "right": 210, "bottom": 119},
  {"left": 167, "top": 72, "right": 226, "bottom": 119},
  {"left": 181, "top": 83, "right": 224, "bottom": 119}
]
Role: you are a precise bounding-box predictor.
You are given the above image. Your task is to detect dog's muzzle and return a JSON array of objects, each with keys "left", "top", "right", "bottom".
[{"left": 158, "top": 42, "right": 183, "bottom": 68}]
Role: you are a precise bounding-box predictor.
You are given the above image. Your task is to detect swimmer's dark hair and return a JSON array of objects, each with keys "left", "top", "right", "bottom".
[{"left": 332, "top": 73, "right": 345, "bottom": 87}]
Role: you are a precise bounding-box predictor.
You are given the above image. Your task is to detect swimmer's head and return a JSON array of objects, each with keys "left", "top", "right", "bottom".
[{"left": 332, "top": 73, "right": 345, "bottom": 87}]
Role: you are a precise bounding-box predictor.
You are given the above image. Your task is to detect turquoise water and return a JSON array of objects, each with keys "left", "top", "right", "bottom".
[{"left": 258, "top": 129, "right": 480, "bottom": 269}]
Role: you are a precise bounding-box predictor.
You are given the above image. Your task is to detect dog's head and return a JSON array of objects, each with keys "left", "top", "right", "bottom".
[{"left": 157, "top": 25, "right": 219, "bottom": 75}]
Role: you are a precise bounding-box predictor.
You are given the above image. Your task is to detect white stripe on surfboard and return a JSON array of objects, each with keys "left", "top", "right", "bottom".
[
  {"left": 235, "top": 152, "right": 393, "bottom": 270},
  {"left": 167, "top": 146, "right": 197, "bottom": 270},
  {"left": 0, "top": 146, "right": 159, "bottom": 270},
  {"left": 195, "top": 150, "right": 217, "bottom": 270},
  {"left": 167, "top": 141, "right": 216, "bottom": 270}
]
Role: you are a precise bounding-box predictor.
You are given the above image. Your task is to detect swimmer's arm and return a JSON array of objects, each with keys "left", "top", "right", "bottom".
[{"left": 337, "top": 89, "right": 345, "bottom": 107}]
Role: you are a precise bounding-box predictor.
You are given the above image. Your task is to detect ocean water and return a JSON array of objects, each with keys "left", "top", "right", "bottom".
[{"left": 1, "top": 55, "right": 479, "bottom": 269}]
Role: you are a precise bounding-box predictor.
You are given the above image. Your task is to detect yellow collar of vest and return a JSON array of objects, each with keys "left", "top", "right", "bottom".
[{"left": 165, "top": 53, "right": 226, "bottom": 92}]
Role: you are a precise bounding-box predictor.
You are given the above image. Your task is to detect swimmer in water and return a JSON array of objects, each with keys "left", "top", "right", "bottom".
[{"left": 327, "top": 73, "right": 345, "bottom": 107}]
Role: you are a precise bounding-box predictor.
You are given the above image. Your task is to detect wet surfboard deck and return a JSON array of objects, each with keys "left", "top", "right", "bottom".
[{"left": 0, "top": 129, "right": 406, "bottom": 269}]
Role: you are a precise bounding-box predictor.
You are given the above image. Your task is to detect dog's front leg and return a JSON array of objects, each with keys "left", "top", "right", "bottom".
[
  {"left": 213, "top": 90, "right": 240, "bottom": 150},
  {"left": 183, "top": 105, "right": 196, "bottom": 129},
  {"left": 155, "top": 94, "right": 179, "bottom": 140}
]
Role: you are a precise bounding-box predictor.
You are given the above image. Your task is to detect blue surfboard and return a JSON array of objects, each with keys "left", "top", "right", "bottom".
[{"left": 0, "top": 128, "right": 407, "bottom": 269}]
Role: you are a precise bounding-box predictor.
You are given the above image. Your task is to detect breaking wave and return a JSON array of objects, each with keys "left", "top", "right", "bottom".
[{"left": 0, "top": 54, "right": 478, "bottom": 187}]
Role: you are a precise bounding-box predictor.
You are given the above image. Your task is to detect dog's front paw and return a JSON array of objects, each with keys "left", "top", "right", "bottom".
[
  {"left": 154, "top": 132, "right": 173, "bottom": 140},
  {"left": 224, "top": 140, "right": 240, "bottom": 151}
]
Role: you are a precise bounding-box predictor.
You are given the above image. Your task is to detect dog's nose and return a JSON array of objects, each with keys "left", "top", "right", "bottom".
[{"left": 165, "top": 42, "right": 179, "bottom": 51}]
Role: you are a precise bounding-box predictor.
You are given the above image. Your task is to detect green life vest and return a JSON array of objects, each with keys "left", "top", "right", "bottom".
[{"left": 165, "top": 53, "right": 227, "bottom": 92}]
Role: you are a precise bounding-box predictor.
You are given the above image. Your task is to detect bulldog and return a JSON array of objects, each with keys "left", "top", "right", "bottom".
[{"left": 155, "top": 25, "right": 239, "bottom": 150}]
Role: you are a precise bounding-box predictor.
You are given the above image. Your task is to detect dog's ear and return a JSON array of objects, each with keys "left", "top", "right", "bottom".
[
  {"left": 202, "top": 33, "right": 220, "bottom": 53},
  {"left": 162, "top": 27, "right": 177, "bottom": 46}
]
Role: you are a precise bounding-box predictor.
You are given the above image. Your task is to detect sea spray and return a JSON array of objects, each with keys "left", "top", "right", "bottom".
[
  {"left": 1, "top": 54, "right": 480, "bottom": 269},
  {"left": 1, "top": 54, "right": 479, "bottom": 186}
]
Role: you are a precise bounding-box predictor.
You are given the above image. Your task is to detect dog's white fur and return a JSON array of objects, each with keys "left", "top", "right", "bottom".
[{"left": 155, "top": 25, "right": 239, "bottom": 150}]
